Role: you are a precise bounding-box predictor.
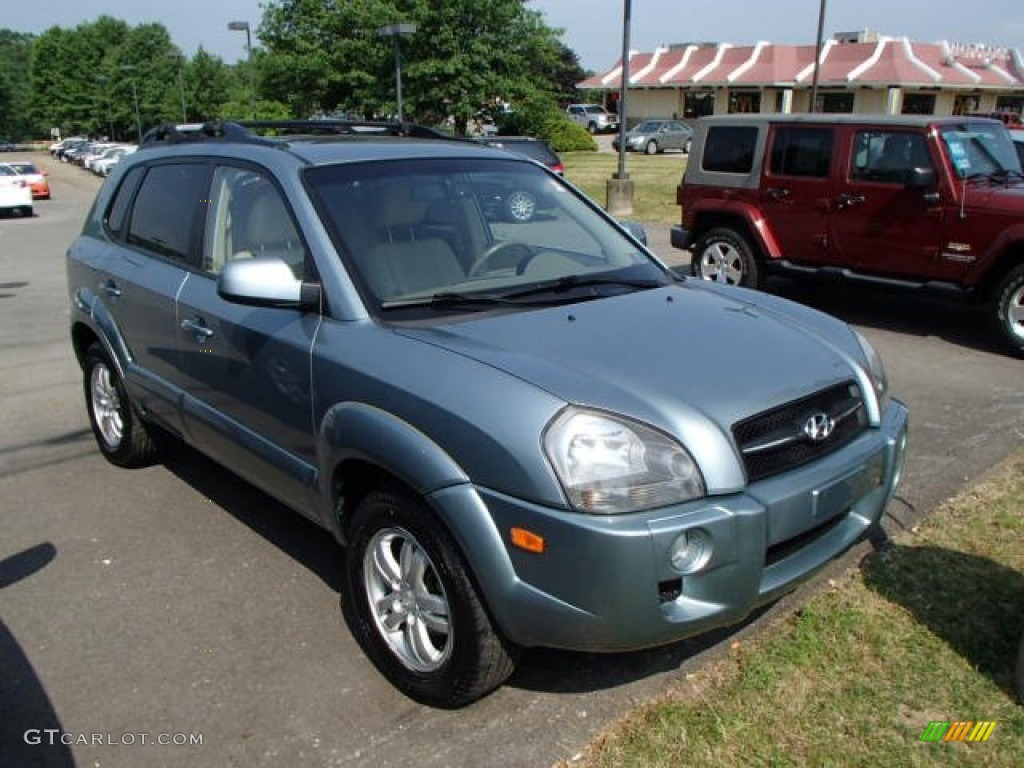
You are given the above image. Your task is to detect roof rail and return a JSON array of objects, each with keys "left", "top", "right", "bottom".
[{"left": 138, "top": 119, "right": 456, "bottom": 148}]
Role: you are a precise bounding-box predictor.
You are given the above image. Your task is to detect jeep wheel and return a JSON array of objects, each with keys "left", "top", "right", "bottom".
[
  {"left": 345, "top": 488, "right": 517, "bottom": 707},
  {"left": 692, "top": 227, "right": 762, "bottom": 290},
  {"left": 83, "top": 343, "right": 160, "bottom": 467},
  {"left": 645, "top": 140, "right": 659, "bottom": 155},
  {"left": 993, "top": 263, "right": 1024, "bottom": 356},
  {"left": 504, "top": 190, "right": 536, "bottom": 222}
]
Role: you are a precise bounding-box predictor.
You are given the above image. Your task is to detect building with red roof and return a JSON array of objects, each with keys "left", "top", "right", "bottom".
[{"left": 578, "top": 31, "right": 1024, "bottom": 123}]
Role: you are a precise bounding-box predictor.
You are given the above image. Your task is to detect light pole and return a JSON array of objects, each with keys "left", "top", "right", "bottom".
[
  {"left": 119, "top": 65, "right": 143, "bottom": 143},
  {"left": 606, "top": 0, "right": 634, "bottom": 215},
  {"left": 228, "top": 21, "right": 256, "bottom": 119},
  {"left": 377, "top": 23, "right": 417, "bottom": 123},
  {"left": 95, "top": 75, "right": 112, "bottom": 140},
  {"left": 809, "top": 0, "right": 827, "bottom": 113}
]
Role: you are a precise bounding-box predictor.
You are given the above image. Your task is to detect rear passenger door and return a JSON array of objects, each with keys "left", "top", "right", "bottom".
[
  {"left": 759, "top": 125, "right": 836, "bottom": 265},
  {"left": 99, "top": 161, "right": 210, "bottom": 434},
  {"left": 174, "top": 164, "right": 319, "bottom": 513}
]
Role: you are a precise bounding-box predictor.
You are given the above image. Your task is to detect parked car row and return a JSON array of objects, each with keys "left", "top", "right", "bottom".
[{"left": 50, "top": 137, "right": 137, "bottom": 177}]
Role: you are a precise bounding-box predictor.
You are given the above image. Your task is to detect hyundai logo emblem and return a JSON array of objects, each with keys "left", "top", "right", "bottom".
[{"left": 803, "top": 412, "right": 835, "bottom": 442}]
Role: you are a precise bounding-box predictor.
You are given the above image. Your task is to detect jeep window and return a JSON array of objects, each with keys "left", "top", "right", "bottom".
[
  {"left": 768, "top": 127, "right": 833, "bottom": 178},
  {"left": 939, "top": 123, "right": 1022, "bottom": 179},
  {"left": 203, "top": 166, "right": 308, "bottom": 278},
  {"left": 851, "top": 131, "right": 932, "bottom": 183},
  {"left": 305, "top": 157, "right": 665, "bottom": 309},
  {"left": 702, "top": 126, "right": 758, "bottom": 173},
  {"left": 126, "top": 163, "right": 208, "bottom": 263}
]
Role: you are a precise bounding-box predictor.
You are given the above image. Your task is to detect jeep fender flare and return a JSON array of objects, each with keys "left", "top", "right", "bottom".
[
  {"left": 964, "top": 221, "right": 1024, "bottom": 293},
  {"left": 688, "top": 200, "right": 782, "bottom": 261},
  {"left": 317, "top": 401, "right": 469, "bottom": 532}
]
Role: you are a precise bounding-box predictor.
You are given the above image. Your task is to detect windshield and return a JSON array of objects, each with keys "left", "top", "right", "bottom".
[
  {"left": 583, "top": 106, "right": 608, "bottom": 115},
  {"left": 305, "top": 157, "right": 665, "bottom": 312},
  {"left": 939, "top": 122, "right": 1022, "bottom": 179}
]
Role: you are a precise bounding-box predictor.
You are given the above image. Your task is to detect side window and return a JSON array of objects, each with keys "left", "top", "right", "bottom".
[
  {"left": 126, "top": 163, "right": 208, "bottom": 264},
  {"left": 851, "top": 131, "right": 932, "bottom": 183},
  {"left": 203, "top": 166, "right": 307, "bottom": 278},
  {"left": 702, "top": 126, "right": 758, "bottom": 173},
  {"left": 769, "top": 127, "right": 833, "bottom": 178},
  {"left": 105, "top": 165, "right": 145, "bottom": 238}
]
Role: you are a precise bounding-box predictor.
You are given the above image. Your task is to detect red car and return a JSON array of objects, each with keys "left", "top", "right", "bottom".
[{"left": 1, "top": 161, "right": 51, "bottom": 199}]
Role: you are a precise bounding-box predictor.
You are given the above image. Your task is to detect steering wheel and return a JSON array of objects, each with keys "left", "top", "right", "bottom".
[{"left": 468, "top": 241, "right": 534, "bottom": 278}]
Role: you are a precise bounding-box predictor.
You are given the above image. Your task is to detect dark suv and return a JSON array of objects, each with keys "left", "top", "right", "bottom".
[
  {"left": 67, "top": 120, "right": 908, "bottom": 707},
  {"left": 673, "top": 114, "right": 1024, "bottom": 356}
]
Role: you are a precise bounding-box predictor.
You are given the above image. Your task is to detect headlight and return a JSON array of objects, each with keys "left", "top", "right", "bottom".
[
  {"left": 852, "top": 329, "right": 888, "bottom": 407},
  {"left": 543, "top": 408, "right": 705, "bottom": 514}
]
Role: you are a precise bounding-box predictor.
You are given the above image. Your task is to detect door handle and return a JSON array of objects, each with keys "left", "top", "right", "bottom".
[
  {"left": 765, "top": 187, "right": 790, "bottom": 200},
  {"left": 835, "top": 193, "right": 865, "bottom": 209},
  {"left": 99, "top": 279, "right": 122, "bottom": 298},
  {"left": 180, "top": 317, "right": 214, "bottom": 342}
]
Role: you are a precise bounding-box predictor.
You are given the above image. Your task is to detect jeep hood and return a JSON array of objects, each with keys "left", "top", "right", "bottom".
[{"left": 396, "top": 284, "right": 863, "bottom": 437}]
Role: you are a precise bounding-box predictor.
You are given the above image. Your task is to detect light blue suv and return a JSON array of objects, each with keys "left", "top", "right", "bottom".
[{"left": 68, "top": 121, "right": 908, "bottom": 707}]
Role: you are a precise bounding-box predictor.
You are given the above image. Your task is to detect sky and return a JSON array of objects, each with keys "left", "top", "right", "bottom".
[{"left": 5, "top": 0, "right": 1024, "bottom": 73}]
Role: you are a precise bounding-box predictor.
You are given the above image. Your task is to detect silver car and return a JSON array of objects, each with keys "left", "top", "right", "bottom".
[
  {"left": 613, "top": 119, "right": 693, "bottom": 154},
  {"left": 67, "top": 120, "right": 908, "bottom": 707}
]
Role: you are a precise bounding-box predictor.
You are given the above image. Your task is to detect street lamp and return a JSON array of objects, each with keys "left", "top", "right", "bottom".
[
  {"left": 95, "top": 75, "right": 112, "bottom": 140},
  {"left": 228, "top": 20, "right": 256, "bottom": 119},
  {"left": 377, "top": 23, "right": 417, "bottom": 123},
  {"left": 809, "top": 0, "right": 827, "bottom": 113},
  {"left": 606, "top": 0, "right": 634, "bottom": 215},
  {"left": 119, "top": 65, "right": 143, "bottom": 143}
]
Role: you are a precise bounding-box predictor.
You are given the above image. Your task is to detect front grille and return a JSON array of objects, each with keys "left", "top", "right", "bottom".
[{"left": 733, "top": 382, "right": 866, "bottom": 483}]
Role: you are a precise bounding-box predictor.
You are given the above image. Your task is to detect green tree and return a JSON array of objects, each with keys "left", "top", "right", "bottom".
[
  {"left": 0, "top": 30, "right": 36, "bottom": 140},
  {"left": 182, "top": 47, "right": 233, "bottom": 122},
  {"left": 258, "top": 0, "right": 580, "bottom": 134}
]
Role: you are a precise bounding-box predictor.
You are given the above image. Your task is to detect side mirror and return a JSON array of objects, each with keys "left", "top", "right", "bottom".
[
  {"left": 906, "top": 166, "right": 937, "bottom": 189},
  {"left": 619, "top": 220, "right": 648, "bottom": 245},
  {"left": 217, "top": 257, "right": 320, "bottom": 310}
]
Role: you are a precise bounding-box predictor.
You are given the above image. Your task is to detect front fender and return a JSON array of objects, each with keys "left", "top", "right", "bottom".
[{"left": 317, "top": 401, "right": 469, "bottom": 525}]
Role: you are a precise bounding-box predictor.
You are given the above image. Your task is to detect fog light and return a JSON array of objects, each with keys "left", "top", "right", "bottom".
[{"left": 669, "top": 529, "right": 712, "bottom": 574}]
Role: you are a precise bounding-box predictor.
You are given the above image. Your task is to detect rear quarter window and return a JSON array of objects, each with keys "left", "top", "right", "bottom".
[{"left": 702, "top": 126, "right": 758, "bottom": 173}]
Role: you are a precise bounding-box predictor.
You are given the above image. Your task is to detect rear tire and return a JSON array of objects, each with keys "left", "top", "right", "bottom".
[
  {"left": 344, "top": 488, "right": 517, "bottom": 707},
  {"left": 993, "top": 263, "right": 1024, "bottom": 357},
  {"left": 692, "top": 227, "right": 763, "bottom": 290},
  {"left": 83, "top": 343, "right": 160, "bottom": 467}
]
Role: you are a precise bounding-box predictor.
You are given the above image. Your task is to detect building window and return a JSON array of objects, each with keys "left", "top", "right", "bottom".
[
  {"left": 684, "top": 91, "right": 715, "bottom": 118},
  {"left": 820, "top": 93, "right": 854, "bottom": 113},
  {"left": 902, "top": 93, "right": 936, "bottom": 115},
  {"left": 729, "top": 90, "right": 761, "bottom": 114}
]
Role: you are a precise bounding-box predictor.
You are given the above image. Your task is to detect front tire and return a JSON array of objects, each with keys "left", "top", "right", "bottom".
[
  {"left": 345, "top": 488, "right": 517, "bottom": 707},
  {"left": 83, "top": 343, "right": 160, "bottom": 467},
  {"left": 692, "top": 227, "right": 763, "bottom": 290},
  {"left": 993, "top": 263, "right": 1024, "bottom": 356},
  {"left": 645, "top": 140, "right": 658, "bottom": 155}
]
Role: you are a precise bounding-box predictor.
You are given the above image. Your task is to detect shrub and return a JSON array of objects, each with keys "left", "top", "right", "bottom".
[{"left": 541, "top": 117, "right": 596, "bottom": 152}]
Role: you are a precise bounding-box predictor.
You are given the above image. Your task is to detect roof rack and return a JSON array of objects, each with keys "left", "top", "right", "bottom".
[{"left": 139, "top": 119, "right": 455, "bottom": 149}]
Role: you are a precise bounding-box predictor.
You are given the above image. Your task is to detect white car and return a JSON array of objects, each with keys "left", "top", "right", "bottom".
[
  {"left": 92, "top": 145, "right": 137, "bottom": 176},
  {"left": 0, "top": 165, "right": 33, "bottom": 217}
]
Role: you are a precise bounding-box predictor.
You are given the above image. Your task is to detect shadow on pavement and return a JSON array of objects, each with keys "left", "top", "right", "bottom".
[
  {"left": 0, "top": 542, "right": 76, "bottom": 767},
  {"left": 862, "top": 542, "right": 1024, "bottom": 699}
]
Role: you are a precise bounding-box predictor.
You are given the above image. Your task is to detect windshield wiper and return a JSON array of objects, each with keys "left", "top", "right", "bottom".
[
  {"left": 379, "top": 291, "right": 524, "bottom": 310},
  {"left": 494, "top": 275, "right": 665, "bottom": 300}
]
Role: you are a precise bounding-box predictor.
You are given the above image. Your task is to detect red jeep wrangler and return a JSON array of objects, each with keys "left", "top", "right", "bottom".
[{"left": 673, "top": 114, "right": 1024, "bottom": 356}]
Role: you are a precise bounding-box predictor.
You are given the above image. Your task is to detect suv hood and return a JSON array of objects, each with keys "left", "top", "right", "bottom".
[{"left": 396, "top": 284, "right": 861, "bottom": 438}]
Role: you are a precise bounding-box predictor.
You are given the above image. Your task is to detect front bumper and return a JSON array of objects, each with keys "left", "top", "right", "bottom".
[{"left": 431, "top": 400, "right": 908, "bottom": 652}]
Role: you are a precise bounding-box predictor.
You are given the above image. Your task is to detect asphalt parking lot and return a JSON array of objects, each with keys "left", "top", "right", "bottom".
[{"left": 1, "top": 156, "right": 1022, "bottom": 768}]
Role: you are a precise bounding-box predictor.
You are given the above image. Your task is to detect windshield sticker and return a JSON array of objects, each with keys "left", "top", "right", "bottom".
[{"left": 947, "top": 140, "right": 971, "bottom": 174}]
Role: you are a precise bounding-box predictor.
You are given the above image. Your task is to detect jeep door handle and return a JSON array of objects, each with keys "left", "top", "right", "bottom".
[
  {"left": 835, "top": 193, "right": 865, "bottom": 209},
  {"left": 765, "top": 187, "right": 790, "bottom": 200},
  {"left": 99, "top": 279, "right": 122, "bottom": 298},
  {"left": 180, "top": 317, "right": 214, "bottom": 342}
]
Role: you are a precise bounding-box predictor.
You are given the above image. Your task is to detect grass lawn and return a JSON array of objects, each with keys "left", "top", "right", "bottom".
[
  {"left": 562, "top": 151, "right": 685, "bottom": 224},
  {"left": 561, "top": 450, "right": 1024, "bottom": 767}
]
